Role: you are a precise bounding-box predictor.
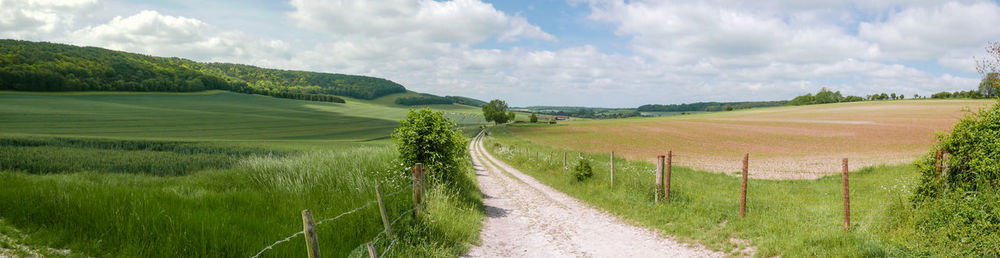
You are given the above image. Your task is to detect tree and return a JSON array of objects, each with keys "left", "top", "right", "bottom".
[
  {"left": 507, "top": 111, "right": 516, "bottom": 123},
  {"left": 723, "top": 104, "right": 734, "bottom": 111},
  {"left": 980, "top": 72, "right": 999, "bottom": 98},
  {"left": 391, "top": 108, "right": 469, "bottom": 185},
  {"left": 814, "top": 88, "right": 843, "bottom": 104},
  {"left": 529, "top": 113, "right": 538, "bottom": 123},
  {"left": 482, "top": 99, "right": 510, "bottom": 125},
  {"left": 975, "top": 41, "right": 1000, "bottom": 99}
]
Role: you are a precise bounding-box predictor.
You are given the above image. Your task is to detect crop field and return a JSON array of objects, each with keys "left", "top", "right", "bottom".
[
  {"left": 510, "top": 100, "right": 995, "bottom": 179},
  {"left": 0, "top": 91, "right": 486, "bottom": 257}
]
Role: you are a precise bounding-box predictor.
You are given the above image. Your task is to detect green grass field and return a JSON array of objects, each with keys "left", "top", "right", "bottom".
[
  {"left": 0, "top": 91, "right": 486, "bottom": 257},
  {"left": 484, "top": 127, "right": 935, "bottom": 256}
]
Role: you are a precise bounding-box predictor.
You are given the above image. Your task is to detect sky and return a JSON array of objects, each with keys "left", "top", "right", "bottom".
[{"left": 2, "top": 0, "right": 999, "bottom": 107}]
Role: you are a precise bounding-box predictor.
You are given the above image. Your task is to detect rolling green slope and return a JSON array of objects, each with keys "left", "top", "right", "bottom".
[
  {"left": 0, "top": 91, "right": 397, "bottom": 141},
  {"left": 0, "top": 91, "right": 487, "bottom": 257}
]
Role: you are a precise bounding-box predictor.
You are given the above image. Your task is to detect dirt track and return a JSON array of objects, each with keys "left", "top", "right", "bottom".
[{"left": 463, "top": 132, "right": 719, "bottom": 257}]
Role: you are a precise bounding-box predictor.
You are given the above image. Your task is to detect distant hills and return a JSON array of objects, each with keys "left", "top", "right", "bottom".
[{"left": 0, "top": 39, "right": 484, "bottom": 106}]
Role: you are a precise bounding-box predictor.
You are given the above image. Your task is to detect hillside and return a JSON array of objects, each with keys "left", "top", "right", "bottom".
[{"left": 0, "top": 39, "right": 407, "bottom": 101}]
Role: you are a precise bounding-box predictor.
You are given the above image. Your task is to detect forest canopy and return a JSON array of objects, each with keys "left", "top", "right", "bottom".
[{"left": 0, "top": 40, "right": 407, "bottom": 102}]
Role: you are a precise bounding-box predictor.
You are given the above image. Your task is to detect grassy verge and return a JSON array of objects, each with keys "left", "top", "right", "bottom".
[
  {"left": 0, "top": 141, "right": 483, "bottom": 257},
  {"left": 484, "top": 126, "right": 922, "bottom": 256}
]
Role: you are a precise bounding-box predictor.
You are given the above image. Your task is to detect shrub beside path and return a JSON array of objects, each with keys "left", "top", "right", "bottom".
[{"left": 464, "top": 132, "right": 720, "bottom": 257}]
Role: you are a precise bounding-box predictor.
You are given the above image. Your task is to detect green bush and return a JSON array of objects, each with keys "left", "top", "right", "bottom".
[
  {"left": 916, "top": 101, "right": 1000, "bottom": 197},
  {"left": 572, "top": 159, "right": 593, "bottom": 181},
  {"left": 903, "top": 101, "right": 1000, "bottom": 256},
  {"left": 391, "top": 108, "right": 470, "bottom": 185}
]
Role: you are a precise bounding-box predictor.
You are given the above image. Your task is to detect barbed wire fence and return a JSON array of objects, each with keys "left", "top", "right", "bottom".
[
  {"left": 251, "top": 163, "right": 427, "bottom": 258},
  {"left": 488, "top": 140, "right": 927, "bottom": 233}
]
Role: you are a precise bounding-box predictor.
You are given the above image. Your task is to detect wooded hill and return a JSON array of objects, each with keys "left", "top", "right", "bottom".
[{"left": 0, "top": 39, "right": 409, "bottom": 103}]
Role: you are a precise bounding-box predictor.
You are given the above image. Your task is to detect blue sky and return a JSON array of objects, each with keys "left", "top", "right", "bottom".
[{"left": 2, "top": 0, "right": 998, "bottom": 107}]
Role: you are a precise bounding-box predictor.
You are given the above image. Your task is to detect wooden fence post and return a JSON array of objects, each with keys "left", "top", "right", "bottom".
[
  {"left": 610, "top": 151, "right": 615, "bottom": 188},
  {"left": 656, "top": 155, "right": 665, "bottom": 202},
  {"left": 375, "top": 184, "right": 393, "bottom": 238},
  {"left": 665, "top": 151, "right": 673, "bottom": 202},
  {"left": 302, "top": 209, "right": 321, "bottom": 258},
  {"left": 942, "top": 151, "right": 950, "bottom": 178},
  {"left": 563, "top": 152, "right": 567, "bottom": 170},
  {"left": 740, "top": 153, "right": 748, "bottom": 217},
  {"left": 412, "top": 163, "right": 425, "bottom": 218},
  {"left": 842, "top": 158, "right": 850, "bottom": 232},
  {"left": 366, "top": 241, "right": 378, "bottom": 258},
  {"left": 935, "top": 150, "right": 943, "bottom": 177}
]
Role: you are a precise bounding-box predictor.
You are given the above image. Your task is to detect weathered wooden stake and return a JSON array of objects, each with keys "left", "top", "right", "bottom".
[
  {"left": 665, "top": 151, "right": 673, "bottom": 202},
  {"left": 942, "top": 151, "right": 950, "bottom": 178},
  {"left": 610, "top": 151, "right": 615, "bottom": 188},
  {"left": 935, "top": 150, "right": 943, "bottom": 177},
  {"left": 302, "top": 209, "right": 321, "bottom": 258},
  {"left": 740, "top": 153, "right": 748, "bottom": 217},
  {"left": 563, "top": 152, "right": 567, "bottom": 170},
  {"left": 375, "top": 184, "right": 393, "bottom": 238},
  {"left": 412, "top": 163, "right": 425, "bottom": 218},
  {"left": 366, "top": 241, "right": 378, "bottom": 258},
  {"left": 656, "top": 155, "right": 665, "bottom": 202},
  {"left": 842, "top": 158, "right": 850, "bottom": 232}
]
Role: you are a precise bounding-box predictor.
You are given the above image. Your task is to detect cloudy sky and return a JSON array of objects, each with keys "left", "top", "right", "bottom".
[{"left": 2, "top": 0, "right": 998, "bottom": 107}]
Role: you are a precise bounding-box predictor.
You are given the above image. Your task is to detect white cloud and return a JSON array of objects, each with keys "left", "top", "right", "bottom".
[
  {"left": 288, "top": 0, "right": 554, "bottom": 45},
  {"left": 4, "top": 0, "right": 994, "bottom": 107},
  {"left": 64, "top": 10, "right": 291, "bottom": 64},
  {"left": 859, "top": 1, "right": 1000, "bottom": 61},
  {"left": 0, "top": 0, "right": 97, "bottom": 39}
]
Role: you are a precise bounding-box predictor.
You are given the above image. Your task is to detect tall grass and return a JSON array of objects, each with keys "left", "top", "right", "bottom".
[
  {"left": 484, "top": 127, "right": 921, "bottom": 256},
  {"left": 0, "top": 136, "right": 286, "bottom": 176},
  {"left": 0, "top": 143, "right": 483, "bottom": 257}
]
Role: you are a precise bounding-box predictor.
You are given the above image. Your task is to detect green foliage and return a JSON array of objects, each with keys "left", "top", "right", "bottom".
[
  {"left": 395, "top": 94, "right": 454, "bottom": 105},
  {"left": 394, "top": 95, "right": 488, "bottom": 106},
  {"left": 916, "top": 101, "right": 1000, "bottom": 196},
  {"left": 790, "top": 88, "right": 891, "bottom": 106},
  {"left": 891, "top": 189, "right": 1000, "bottom": 256},
  {"left": 788, "top": 93, "right": 816, "bottom": 106},
  {"left": 507, "top": 111, "right": 516, "bottom": 122},
  {"left": 445, "top": 96, "right": 488, "bottom": 107},
  {"left": 980, "top": 73, "right": 999, "bottom": 98},
  {"left": 391, "top": 108, "right": 470, "bottom": 185},
  {"left": 931, "top": 90, "right": 987, "bottom": 99},
  {"left": 904, "top": 101, "right": 1000, "bottom": 255},
  {"left": 789, "top": 88, "right": 845, "bottom": 105},
  {"left": 638, "top": 101, "right": 788, "bottom": 112},
  {"left": 571, "top": 159, "right": 593, "bottom": 181},
  {"left": 529, "top": 113, "right": 538, "bottom": 123},
  {"left": 0, "top": 39, "right": 403, "bottom": 101},
  {"left": 482, "top": 99, "right": 510, "bottom": 125},
  {"left": 195, "top": 62, "right": 404, "bottom": 100},
  {"left": 528, "top": 107, "right": 640, "bottom": 119}
]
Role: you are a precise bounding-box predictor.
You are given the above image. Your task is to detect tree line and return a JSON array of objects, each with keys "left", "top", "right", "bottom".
[
  {"left": 394, "top": 94, "right": 487, "bottom": 107},
  {"left": 637, "top": 100, "right": 788, "bottom": 112},
  {"left": 0, "top": 40, "right": 403, "bottom": 102}
]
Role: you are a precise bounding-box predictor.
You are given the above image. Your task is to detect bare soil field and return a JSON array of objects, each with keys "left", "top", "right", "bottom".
[{"left": 510, "top": 100, "right": 995, "bottom": 179}]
